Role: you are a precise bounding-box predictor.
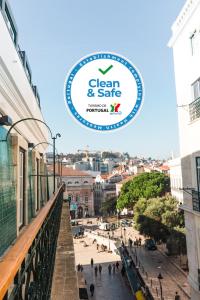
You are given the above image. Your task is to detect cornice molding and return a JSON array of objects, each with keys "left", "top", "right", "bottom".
[{"left": 168, "top": 0, "right": 200, "bottom": 47}]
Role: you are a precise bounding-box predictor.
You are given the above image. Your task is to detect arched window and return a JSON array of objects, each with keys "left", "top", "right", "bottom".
[
  {"left": 75, "top": 181, "right": 79, "bottom": 184},
  {"left": 84, "top": 181, "right": 88, "bottom": 184},
  {"left": 85, "top": 193, "right": 88, "bottom": 203},
  {"left": 67, "top": 181, "right": 72, "bottom": 184},
  {"left": 68, "top": 194, "right": 73, "bottom": 201}
]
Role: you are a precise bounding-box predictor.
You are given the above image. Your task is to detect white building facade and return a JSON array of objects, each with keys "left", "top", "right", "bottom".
[
  {"left": 169, "top": 157, "right": 184, "bottom": 204},
  {"left": 0, "top": 0, "right": 49, "bottom": 256},
  {"left": 169, "top": 1, "right": 200, "bottom": 298}
]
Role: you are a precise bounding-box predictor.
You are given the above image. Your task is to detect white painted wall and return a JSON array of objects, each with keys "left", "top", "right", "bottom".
[
  {"left": 0, "top": 11, "right": 48, "bottom": 149},
  {"left": 169, "top": 157, "right": 183, "bottom": 204},
  {"left": 169, "top": 1, "right": 200, "bottom": 298}
]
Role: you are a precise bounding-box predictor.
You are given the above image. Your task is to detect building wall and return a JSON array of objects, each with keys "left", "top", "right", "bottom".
[
  {"left": 0, "top": 1, "right": 49, "bottom": 257},
  {"left": 63, "top": 175, "right": 94, "bottom": 218},
  {"left": 169, "top": 157, "right": 183, "bottom": 204},
  {"left": 169, "top": 1, "right": 200, "bottom": 298},
  {"left": 93, "top": 182, "right": 103, "bottom": 215}
]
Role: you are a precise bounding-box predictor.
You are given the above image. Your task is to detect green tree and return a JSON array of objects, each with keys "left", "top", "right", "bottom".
[
  {"left": 100, "top": 197, "right": 117, "bottom": 216},
  {"left": 134, "top": 196, "right": 185, "bottom": 246},
  {"left": 117, "top": 172, "right": 170, "bottom": 210}
]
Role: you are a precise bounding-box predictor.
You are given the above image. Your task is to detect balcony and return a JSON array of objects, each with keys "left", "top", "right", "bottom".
[
  {"left": 0, "top": 184, "right": 79, "bottom": 300},
  {"left": 189, "top": 97, "right": 200, "bottom": 122}
]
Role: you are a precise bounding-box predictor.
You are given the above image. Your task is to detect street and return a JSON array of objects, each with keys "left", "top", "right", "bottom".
[
  {"left": 73, "top": 218, "right": 191, "bottom": 300},
  {"left": 74, "top": 236, "right": 133, "bottom": 300}
]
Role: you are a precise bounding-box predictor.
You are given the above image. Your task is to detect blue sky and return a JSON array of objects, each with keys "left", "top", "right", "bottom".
[{"left": 10, "top": 0, "right": 185, "bottom": 158}]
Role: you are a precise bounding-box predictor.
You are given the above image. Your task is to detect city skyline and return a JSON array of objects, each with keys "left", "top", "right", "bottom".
[{"left": 11, "top": 0, "right": 185, "bottom": 158}]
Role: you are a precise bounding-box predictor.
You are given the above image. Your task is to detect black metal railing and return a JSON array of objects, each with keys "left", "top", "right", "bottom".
[
  {"left": 192, "top": 190, "right": 200, "bottom": 212},
  {"left": 189, "top": 97, "right": 200, "bottom": 122},
  {"left": 0, "top": 184, "right": 64, "bottom": 300}
]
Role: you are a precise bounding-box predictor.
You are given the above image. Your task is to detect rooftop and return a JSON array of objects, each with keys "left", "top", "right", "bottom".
[
  {"left": 48, "top": 166, "right": 91, "bottom": 177},
  {"left": 168, "top": 0, "right": 200, "bottom": 47}
]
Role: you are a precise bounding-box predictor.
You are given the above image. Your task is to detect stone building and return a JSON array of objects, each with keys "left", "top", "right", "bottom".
[{"left": 62, "top": 168, "right": 94, "bottom": 218}]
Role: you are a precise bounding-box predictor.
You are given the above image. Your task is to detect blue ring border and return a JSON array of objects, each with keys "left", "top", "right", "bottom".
[{"left": 65, "top": 53, "right": 144, "bottom": 131}]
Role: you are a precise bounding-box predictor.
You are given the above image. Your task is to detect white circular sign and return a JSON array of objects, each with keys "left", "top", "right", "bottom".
[{"left": 64, "top": 52, "right": 144, "bottom": 131}]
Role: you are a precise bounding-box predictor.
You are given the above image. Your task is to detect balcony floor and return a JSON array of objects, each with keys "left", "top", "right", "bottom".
[{"left": 51, "top": 202, "right": 79, "bottom": 300}]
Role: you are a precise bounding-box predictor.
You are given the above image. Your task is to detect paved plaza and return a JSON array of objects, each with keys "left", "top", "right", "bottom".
[
  {"left": 73, "top": 218, "right": 191, "bottom": 300},
  {"left": 74, "top": 236, "right": 133, "bottom": 300}
]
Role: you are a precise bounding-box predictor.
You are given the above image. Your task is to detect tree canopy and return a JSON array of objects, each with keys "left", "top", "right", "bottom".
[
  {"left": 100, "top": 197, "right": 117, "bottom": 216},
  {"left": 133, "top": 196, "right": 186, "bottom": 254},
  {"left": 116, "top": 172, "right": 170, "bottom": 210}
]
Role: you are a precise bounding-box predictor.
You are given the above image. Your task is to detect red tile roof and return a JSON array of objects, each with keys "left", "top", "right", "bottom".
[{"left": 47, "top": 166, "right": 91, "bottom": 177}]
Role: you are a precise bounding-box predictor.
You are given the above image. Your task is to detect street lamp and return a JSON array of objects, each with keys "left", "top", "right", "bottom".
[
  {"left": 0, "top": 116, "right": 61, "bottom": 193},
  {"left": 120, "top": 224, "right": 123, "bottom": 239},
  {"left": 52, "top": 133, "right": 61, "bottom": 193},
  {"left": 123, "top": 227, "right": 126, "bottom": 245},
  {"left": 107, "top": 232, "right": 110, "bottom": 251},
  {"left": 157, "top": 273, "right": 163, "bottom": 300}
]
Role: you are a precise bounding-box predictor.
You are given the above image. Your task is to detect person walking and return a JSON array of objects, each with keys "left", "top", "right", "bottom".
[
  {"left": 91, "top": 258, "right": 94, "bottom": 267},
  {"left": 121, "top": 265, "right": 125, "bottom": 276},
  {"left": 99, "top": 264, "right": 102, "bottom": 275},
  {"left": 94, "top": 265, "right": 98, "bottom": 276},
  {"left": 96, "top": 243, "right": 99, "bottom": 252},
  {"left": 77, "top": 264, "right": 81, "bottom": 271},
  {"left": 175, "top": 291, "right": 180, "bottom": 300},
  {"left": 90, "top": 283, "right": 95, "bottom": 297},
  {"left": 112, "top": 263, "right": 115, "bottom": 274},
  {"left": 116, "top": 261, "right": 119, "bottom": 269},
  {"left": 108, "top": 264, "right": 112, "bottom": 275}
]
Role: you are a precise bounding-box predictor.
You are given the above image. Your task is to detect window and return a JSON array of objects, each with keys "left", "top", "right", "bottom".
[
  {"left": 19, "top": 149, "right": 25, "bottom": 228},
  {"left": 0, "top": 0, "right": 2, "bottom": 9},
  {"left": 75, "top": 181, "right": 79, "bottom": 184},
  {"left": 196, "top": 157, "right": 200, "bottom": 193},
  {"left": 67, "top": 181, "right": 72, "bottom": 184},
  {"left": 189, "top": 79, "right": 200, "bottom": 121},
  {"left": 190, "top": 30, "right": 200, "bottom": 56},
  {"left": 25, "top": 62, "right": 32, "bottom": 83},
  {"left": 68, "top": 194, "right": 73, "bottom": 201},
  {"left": 192, "top": 79, "right": 200, "bottom": 101},
  {"left": 84, "top": 181, "right": 88, "bottom": 184},
  {"left": 4, "top": 3, "right": 17, "bottom": 45},
  {"left": 85, "top": 193, "right": 88, "bottom": 203},
  {"left": 36, "top": 158, "right": 39, "bottom": 211},
  {"left": 76, "top": 195, "right": 80, "bottom": 202}
]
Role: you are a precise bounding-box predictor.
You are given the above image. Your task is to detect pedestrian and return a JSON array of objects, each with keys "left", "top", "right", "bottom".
[
  {"left": 116, "top": 261, "right": 119, "bottom": 269},
  {"left": 91, "top": 258, "right": 94, "bottom": 267},
  {"left": 138, "top": 237, "right": 142, "bottom": 246},
  {"left": 97, "top": 244, "right": 99, "bottom": 252},
  {"left": 121, "top": 265, "right": 125, "bottom": 276},
  {"left": 94, "top": 265, "right": 98, "bottom": 276},
  {"left": 112, "top": 264, "right": 115, "bottom": 274},
  {"left": 77, "top": 264, "right": 81, "bottom": 271},
  {"left": 99, "top": 264, "right": 102, "bottom": 274},
  {"left": 90, "top": 283, "right": 95, "bottom": 296},
  {"left": 80, "top": 265, "right": 83, "bottom": 272},
  {"left": 108, "top": 264, "right": 112, "bottom": 275},
  {"left": 175, "top": 291, "right": 180, "bottom": 300}
]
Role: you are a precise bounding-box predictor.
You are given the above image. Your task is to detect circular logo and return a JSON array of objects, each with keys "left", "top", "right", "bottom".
[{"left": 64, "top": 52, "right": 144, "bottom": 131}]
